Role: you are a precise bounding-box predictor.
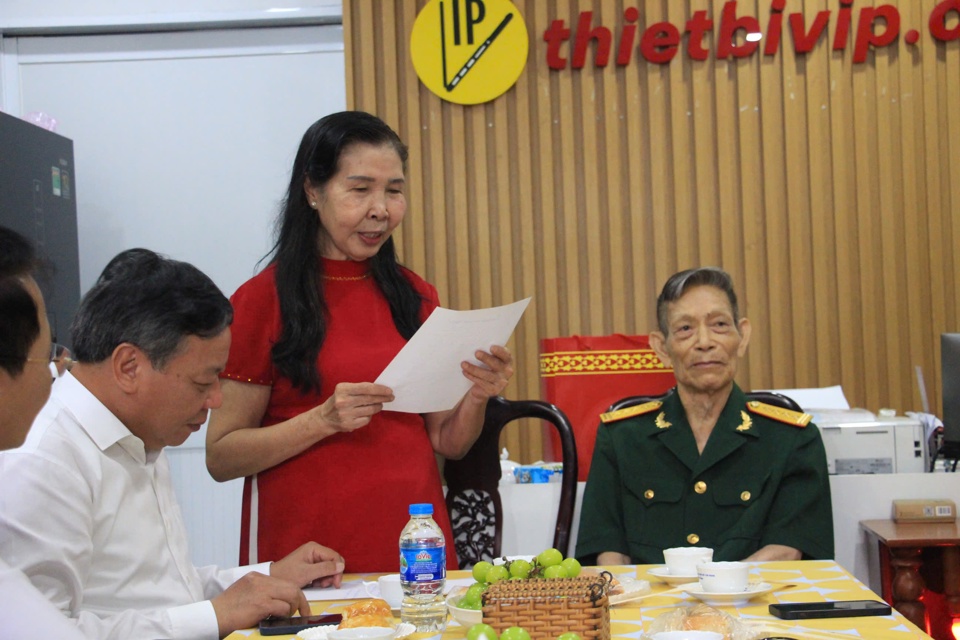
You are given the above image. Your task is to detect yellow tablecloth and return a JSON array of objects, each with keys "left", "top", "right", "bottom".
[{"left": 227, "top": 560, "right": 932, "bottom": 640}]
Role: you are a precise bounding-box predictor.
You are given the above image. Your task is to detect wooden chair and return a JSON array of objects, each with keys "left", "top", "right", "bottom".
[
  {"left": 606, "top": 388, "right": 804, "bottom": 414},
  {"left": 443, "top": 396, "right": 578, "bottom": 569}
]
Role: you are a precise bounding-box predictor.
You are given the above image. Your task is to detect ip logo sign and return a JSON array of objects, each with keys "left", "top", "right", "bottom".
[{"left": 410, "top": 0, "right": 528, "bottom": 105}]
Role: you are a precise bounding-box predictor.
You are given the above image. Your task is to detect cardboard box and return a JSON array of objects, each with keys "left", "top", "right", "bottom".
[{"left": 892, "top": 499, "right": 957, "bottom": 523}]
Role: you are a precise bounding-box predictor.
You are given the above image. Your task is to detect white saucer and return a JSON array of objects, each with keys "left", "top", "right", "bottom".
[
  {"left": 647, "top": 566, "right": 700, "bottom": 585},
  {"left": 681, "top": 581, "right": 775, "bottom": 606}
]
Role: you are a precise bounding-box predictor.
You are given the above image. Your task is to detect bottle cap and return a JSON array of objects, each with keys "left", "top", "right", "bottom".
[{"left": 409, "top": 503, "right": 434, "bottom": 516}]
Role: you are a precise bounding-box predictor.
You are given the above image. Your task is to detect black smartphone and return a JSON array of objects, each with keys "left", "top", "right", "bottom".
[
  {"left": 769, "top": 600, "right": 891, "bottom": 619},
  {"left": 259, "top": 613, "right": 343, "bottom": 636}
]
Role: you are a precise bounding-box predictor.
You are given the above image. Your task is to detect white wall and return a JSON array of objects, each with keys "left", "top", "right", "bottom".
[{"left": 3, "top": 25, "right": 346, "bottom": 297}]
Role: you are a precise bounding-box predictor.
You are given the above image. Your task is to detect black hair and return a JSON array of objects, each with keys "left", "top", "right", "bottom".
[
  {"left": 267, "top": 110, "right": 424, "bottom": 394},
  {"left": 656, "top": 267, "right": 740, "bottom": 335},
  {"left": 0, "top": 226, "right": 41, "bottom": 376},
  {"left": 71, "top": 248, "right": 233, "bottom": 368}
]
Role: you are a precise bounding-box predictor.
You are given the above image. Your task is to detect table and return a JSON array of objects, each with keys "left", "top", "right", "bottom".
[
  {"left": 226, "top": 560, "right": 930, "bottom": 639},
  {"left": 860, "top": 519, "right": 960, "bottom": 634}
]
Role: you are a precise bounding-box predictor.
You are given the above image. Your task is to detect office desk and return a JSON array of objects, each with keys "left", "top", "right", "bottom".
[
  {"left": 860, "top": 519, "right": 960, "bottom": 633},
  {"left": 226, "top": 560, "right": 929, "bottom": 639}
]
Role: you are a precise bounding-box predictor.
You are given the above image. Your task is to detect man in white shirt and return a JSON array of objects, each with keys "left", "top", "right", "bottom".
[
  {"left": 0, "top": 225, "right": 87, "bottom": 640},
  {"left": 0, "top": 247, "right": 346, "bottom": 640}
]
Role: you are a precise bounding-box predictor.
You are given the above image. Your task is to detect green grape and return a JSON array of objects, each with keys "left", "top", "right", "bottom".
[
  {"left": 461, "top": 583, "right": 486, "bottom": 608},
  {"left": 537, "top": 548, "right": 563, "bottom": 568},
  {"left": 473, "top": 561, "right": 494, "bottom": 583},
  {"left": 500, "top": 627, "right": 532, "bottom": 640},
  {"left": 557, "top": 633, "right": 582, "bottom": 640},
  {"left": 458, "top": 598, "right": 482, "bottom": 610},
  {"left": 543, "top": 564, "right": 568, "bottom": 579},
  {"left": 509, "top": 559, "right": 532, "bottom": 578},
  {"left": 485, "top": 565, "right": 510, "bottom": 584},
  {"left": 467, "top": 624, "right": 499, "bottom": 640},
  {"left": 559, "top": 557, "right": 581, "bottom": 577}
]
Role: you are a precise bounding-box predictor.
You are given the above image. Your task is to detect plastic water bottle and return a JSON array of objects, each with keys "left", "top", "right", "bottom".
[{"left": 399, "top": 503, "right": 447, "bottom": 632}]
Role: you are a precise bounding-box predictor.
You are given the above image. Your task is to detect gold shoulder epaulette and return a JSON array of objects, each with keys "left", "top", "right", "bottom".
[
  {"left": 600, "top": 400, "right": 662, "bottom": 424},
  {"left": 746, "top": 400, "right": 812, "bottom": 428}
]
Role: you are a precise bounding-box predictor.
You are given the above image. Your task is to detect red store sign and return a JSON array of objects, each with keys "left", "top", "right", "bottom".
[{"left": 543, "top": 0, "right": 960, "bottom": 68}]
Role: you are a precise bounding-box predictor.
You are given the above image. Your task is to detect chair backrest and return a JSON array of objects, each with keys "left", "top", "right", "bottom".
[
  {"left": 443, "top": 396, "right": 578, "bottom": 568},
  {"left": 605, "top": 388, "right": 803, "bottom": 415}
]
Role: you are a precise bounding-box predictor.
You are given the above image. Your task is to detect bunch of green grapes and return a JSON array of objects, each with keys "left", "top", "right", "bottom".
[
  {"left": 458, "top": 548, "right": 583, "bottom": 610},
  {"left": 467, "top": 624, "right": 581, "bottom": 640}
]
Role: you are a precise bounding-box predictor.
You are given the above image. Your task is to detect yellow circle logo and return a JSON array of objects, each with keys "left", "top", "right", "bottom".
[{"left": 410, "top": 0, "right": 528, "bottom": 105}]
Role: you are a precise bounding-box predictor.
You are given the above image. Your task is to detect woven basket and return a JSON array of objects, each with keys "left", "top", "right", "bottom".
[{"left": 480, "top": 574, "right": 612, "bottom": 640}]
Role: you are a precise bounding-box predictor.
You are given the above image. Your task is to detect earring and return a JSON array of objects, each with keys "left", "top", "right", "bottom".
[{"left": 310, "top": 201, "right": 317, "bottom": 207}]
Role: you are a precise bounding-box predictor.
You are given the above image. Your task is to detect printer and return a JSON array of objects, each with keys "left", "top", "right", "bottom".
[{"left": 812, "top": 409, "right": 926, "bottom": 474}]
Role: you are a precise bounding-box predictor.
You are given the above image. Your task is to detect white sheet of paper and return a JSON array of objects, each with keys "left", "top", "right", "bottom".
[
  {"left": 375, "top": 297, "right": 531, "bottom": 413},
  {"left": 760, "top": 385, "right": 851, "bottom": 410},
  {"left": 303, "top": 578, "right": 369, "bottom": 601}
]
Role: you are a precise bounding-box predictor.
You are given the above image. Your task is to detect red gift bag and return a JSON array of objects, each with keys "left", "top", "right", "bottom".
[{"left": 540, "top": 334, "right": 676, "bottom": 481}]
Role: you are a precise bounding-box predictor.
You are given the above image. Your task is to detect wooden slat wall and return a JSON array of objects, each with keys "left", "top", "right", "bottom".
[{"left": 344, "top": 0, "right": 960, "bottom": 463}]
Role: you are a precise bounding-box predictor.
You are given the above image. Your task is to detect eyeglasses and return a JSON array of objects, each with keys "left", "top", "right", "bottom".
[{"left": 25, "top": 342, "right": 75, "bottom": 377}]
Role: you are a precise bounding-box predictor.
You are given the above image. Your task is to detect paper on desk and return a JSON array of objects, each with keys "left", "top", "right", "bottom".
[
  {"left": 376, "top": 298, "right": 531, "bottom": 413},
  {"left": 304, "top": 578, "right": 369, "bottom": 601},
  {"left": 760, "top": 385, "right": 851, "bottom": 410}
]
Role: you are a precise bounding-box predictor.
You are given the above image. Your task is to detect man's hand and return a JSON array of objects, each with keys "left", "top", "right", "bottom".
[
  {"left": 743, "top": 544, "right": 801, "bottom": 561},
  {"left": 211, "top": 571, "right": 310, "bottom": 638},
  {"left": 596, "top": 551, "right": 630, "bottom": 565},
  {"left": 272, "top": 542, "right": 346, "bottom": 589}
]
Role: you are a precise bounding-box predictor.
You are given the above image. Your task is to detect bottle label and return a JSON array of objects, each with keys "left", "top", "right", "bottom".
[{"left": 400, "top": 546, "right": 446, "bottom": 582}]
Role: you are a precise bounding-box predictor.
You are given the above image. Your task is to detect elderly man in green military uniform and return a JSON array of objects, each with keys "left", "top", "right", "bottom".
[{"left": 576, "top": 267, "right": 833, "bottom": 565}]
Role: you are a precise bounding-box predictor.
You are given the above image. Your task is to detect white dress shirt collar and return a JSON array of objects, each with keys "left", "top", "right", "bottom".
[{"left": 53, "top": 371, "right": 156, "bottom": 465}]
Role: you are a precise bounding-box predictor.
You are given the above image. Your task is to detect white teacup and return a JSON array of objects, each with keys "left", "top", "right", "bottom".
[
  {"left": 377, "top": 573, "right": 403, "bottom": 609},
  {"left": 662, "top": 546, "right": 713, "bottom": 576},
  {"left": 696, "top": 561, "right": 750, "bottom": 592}
]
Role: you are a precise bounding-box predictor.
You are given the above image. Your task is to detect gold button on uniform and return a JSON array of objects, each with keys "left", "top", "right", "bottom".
[
  {"left": 644, "top": 489, "right": 654, "bottom": 499},
  {"left": 694, "top": 481, "right": 707, "bottom": 494},
  {"left": 687, "top": 533, "right": 700, "bottom": 544},
  {"left": 741, "top": 491, "right": 751, "bottom": 501}
]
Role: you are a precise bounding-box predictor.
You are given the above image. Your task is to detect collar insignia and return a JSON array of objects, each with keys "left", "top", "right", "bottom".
[
  {"left": 737, "top": 410, "right": 753, "bottom": 431},
  {"left": 655, "top": 412, "right": 672, "bottom": 429}
]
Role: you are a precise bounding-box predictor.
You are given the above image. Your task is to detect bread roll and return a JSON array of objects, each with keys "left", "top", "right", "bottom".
[
  {"left": 338, "top": 598, "right": 394, "bottom": 629},
  {"left": 338, "top": 613, "right": 393, "bottom": 629}
]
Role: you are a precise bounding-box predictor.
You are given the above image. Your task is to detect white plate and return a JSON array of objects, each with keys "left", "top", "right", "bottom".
[
  {"left": 297, "top": 625, "right": 339, "bottom": 640},
  {"left": 296, "top": 624, "right": 415, "bottom": 640},
  {"left": 647, "top": 566, "right": 700, "bottom": 585},
  {"left": 681, "top": 581, "right": 775, "bottom": 606}
]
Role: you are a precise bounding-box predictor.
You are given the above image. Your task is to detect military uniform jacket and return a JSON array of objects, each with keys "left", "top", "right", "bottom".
[{"left": 576, "top": 384, "right": 834, "bottom": 564}]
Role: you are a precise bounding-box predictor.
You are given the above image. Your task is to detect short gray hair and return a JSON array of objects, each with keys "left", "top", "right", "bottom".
[{"left": 656, "top": 267, "right": 739, "bottom": 335}]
